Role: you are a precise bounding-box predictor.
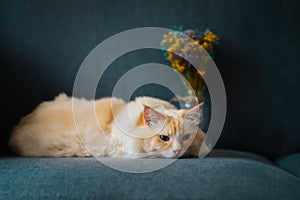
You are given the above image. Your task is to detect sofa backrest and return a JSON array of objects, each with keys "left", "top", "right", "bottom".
[{"left": 1, "top": 0, "right": 300, "bottom": 159}]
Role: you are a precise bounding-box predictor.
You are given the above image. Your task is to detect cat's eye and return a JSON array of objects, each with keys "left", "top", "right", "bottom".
[
  {"left": 182, "top": 134, "right": 191, "bottom": 141},
  {"left": 159, "top": 135, "right": 170, "bottom": 141}
]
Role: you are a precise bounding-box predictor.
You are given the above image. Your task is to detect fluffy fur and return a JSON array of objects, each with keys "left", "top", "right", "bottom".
[{"left": 9, "top": 94, "right": 207, "bottom": 158}]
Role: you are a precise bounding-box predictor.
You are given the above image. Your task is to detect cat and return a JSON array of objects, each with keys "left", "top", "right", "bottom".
[{"left": 9, "top": 94, "right": 207, "bottom": 158}]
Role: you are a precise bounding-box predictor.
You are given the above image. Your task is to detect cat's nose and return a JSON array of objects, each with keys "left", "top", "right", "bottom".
[{"left": 173, "top": 149, "right": 181, "bottom": 154}]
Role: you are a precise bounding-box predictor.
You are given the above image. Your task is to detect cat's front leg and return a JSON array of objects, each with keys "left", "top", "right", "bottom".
[{"left": 183, "top": 129, "right": 209, "bottom": 158}]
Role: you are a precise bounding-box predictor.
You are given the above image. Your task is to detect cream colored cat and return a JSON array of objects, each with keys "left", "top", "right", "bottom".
[{"left": 9, "top": 94, "right": 207, "bottom": 158}]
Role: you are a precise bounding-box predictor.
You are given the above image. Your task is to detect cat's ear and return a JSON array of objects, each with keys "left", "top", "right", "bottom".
[
  {"left": 143, "top": 105, "right": 166, "bottom": 133},
  {"left": 183, "top": 102, "right": 204, "bottom": 124}
]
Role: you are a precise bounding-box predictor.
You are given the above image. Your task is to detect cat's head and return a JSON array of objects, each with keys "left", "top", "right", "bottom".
[{"left": 137, "top": 103, "right": 204, "bottom": 158}]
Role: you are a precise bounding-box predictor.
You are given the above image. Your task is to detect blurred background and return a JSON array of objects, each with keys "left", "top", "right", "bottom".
[{"left": 1, "top": 0, "right": 300, "bottom": 159}]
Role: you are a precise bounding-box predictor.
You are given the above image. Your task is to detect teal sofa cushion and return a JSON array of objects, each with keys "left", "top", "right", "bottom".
[
  {"left": 1, "top": 156, "right": 300, "bottom": 199},
  {"left": 207, "top": 149, "right": 273, "bottom": 164},
  {"left": 276, "top": 153, "right": 300, "bottom": 178}
]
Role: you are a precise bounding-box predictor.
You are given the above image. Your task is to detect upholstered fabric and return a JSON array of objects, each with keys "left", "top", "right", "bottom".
[
  {"left": 1, "top": 157, "right": 300, "bottom": 199},
  {"left": 275, "top": 153, "right": 300, "bottom": 178},
  {"left": 207, "top": 149, "right": 272, "bottom": 164},
  {"left": 1, "top": 0, "right": 300, "bottom": 158}
]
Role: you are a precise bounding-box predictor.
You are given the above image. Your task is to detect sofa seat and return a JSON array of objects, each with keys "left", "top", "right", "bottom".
[
  {"left": 206, "top": 149, "right": 273, "bottom": 164},
  {"left": 1, "top": 150, "right": 300, "bottom": 199},
  {"left": 275, "top": 152, "right": 300, "bottom": 178}
]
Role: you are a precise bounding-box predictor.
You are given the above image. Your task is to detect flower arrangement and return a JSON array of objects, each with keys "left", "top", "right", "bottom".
[{"left": 161, "top": 26, "right": 219, "bottom": 101}]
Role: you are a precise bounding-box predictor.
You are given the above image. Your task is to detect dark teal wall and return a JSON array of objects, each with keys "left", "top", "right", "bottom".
[{"left": 1, "top": 0, "right": 300, "bottom": 158}]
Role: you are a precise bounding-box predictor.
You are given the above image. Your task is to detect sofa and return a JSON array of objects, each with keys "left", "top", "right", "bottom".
[{"left": 1, "top": 0, "right": 300, "bottom": 199}]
